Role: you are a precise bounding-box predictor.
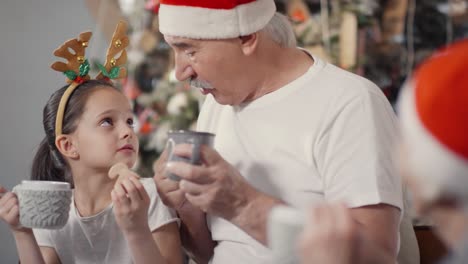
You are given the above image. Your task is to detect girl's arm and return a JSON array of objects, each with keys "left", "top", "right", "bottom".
[
  {"left": 12, "top": 230, "right": 61, "bottom": 264},
  {"left": 125, "top": 222, "right": 182, "bottom": 264},
  {"left": 12, "top": 229, "right": 45, "bottom": 264},
  {"left": 152, "top": 222, "right": 182, "bottom": 264},
  {"left": 39, "top": 247, "right": 61, "bottom": 264}
]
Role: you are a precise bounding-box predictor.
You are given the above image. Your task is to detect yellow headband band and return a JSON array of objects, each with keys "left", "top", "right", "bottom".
[{"left": 54, "top": 82, "right": 80, "bottom": 136}]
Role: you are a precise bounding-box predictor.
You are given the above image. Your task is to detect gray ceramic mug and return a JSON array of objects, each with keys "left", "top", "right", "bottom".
[
  {"left": 166, "top": 130, "right": 215, "bottom": 181},
  {"left": 12, "top": 180, "right": 72, "bottom": 229}
]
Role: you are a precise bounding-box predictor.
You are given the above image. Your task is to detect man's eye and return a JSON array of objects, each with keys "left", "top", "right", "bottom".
[{"left": 101, "top": 118, "right": 113, "bottom": 126}]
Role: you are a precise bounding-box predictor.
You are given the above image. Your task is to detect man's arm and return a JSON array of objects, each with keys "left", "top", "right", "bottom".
[
  {"left": 153, "top": 148, "right": 216, "bottom": 264},
  {"left": 228, "top": 188, "right": 285, "bottom": 245},
  {"left": 232, "top": 191, "right": 400, "bottom": 259},
  {"left": 177, "top": 203, "right": 216, "bottom": 264},
  {"left": 170, "top": 144, "right": 402, "bottom": 260},
  {"left": 298, "top": 203, "right": 399, "bottom": 264},
  {"left": 350, "top": 204, "right": 401, "bottom": 261}
]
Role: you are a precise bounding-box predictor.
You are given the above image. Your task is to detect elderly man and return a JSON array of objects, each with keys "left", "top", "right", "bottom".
[{"left": 153, "top": 0, "right": 416, "bottom": 263}]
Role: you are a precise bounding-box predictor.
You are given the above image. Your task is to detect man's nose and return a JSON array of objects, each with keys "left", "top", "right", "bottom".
[{"left": 174, "top": 53, "right": 195, "bottom": 81}]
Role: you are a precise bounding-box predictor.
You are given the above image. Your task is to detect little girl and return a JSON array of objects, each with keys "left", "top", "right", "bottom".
[{"left": 0, "top": 22, "right": 182, "bottom": 264}]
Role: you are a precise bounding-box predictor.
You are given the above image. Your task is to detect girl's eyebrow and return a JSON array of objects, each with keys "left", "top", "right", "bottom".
[
  {"left": 95, "top": 109, "right": 117, "bottom": 118},
  {"left": 95, "top": 109, "right": 133, "bottom": 119}
]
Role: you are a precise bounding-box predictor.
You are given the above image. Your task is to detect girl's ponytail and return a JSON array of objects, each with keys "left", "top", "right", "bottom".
[{"left": 30, "top": 137, "right": 70, "bottom": 183}]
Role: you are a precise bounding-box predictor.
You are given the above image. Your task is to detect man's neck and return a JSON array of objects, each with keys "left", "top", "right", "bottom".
[{"left": 250, "top": 46, "right": 314, "bottom": 101}]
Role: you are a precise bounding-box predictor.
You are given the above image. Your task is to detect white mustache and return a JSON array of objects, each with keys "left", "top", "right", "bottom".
[{"left": 190, "top": 78, "right": 214, "bottom": 89}]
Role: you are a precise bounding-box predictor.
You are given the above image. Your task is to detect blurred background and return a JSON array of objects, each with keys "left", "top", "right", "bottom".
[{"left": 0, "top": 0, "right": 466, "bottom": 262}]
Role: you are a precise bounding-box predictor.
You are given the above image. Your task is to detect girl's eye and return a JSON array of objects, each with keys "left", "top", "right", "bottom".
[
  {"left": 127, "top": 118, "right": 135, "bottom": 128},
  {"left": 186, "top": 51, "right": 195, "bottom": 58},
  {"left": 100, "top": 118, "right": 113, "bottom": 126}
]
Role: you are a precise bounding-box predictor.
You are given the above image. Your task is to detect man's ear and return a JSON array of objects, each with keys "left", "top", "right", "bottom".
[
  {"left": 55, "top": 135, "right": 79, "bottom": 159},
  {"left": 239, "top": 33, "right": 259, "bottom": 56}
]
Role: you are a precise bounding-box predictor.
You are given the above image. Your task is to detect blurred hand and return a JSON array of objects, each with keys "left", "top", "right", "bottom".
[
  {"left": 111, "top": 175, "right": 151, "bottom": 235},
  {"left": 165, "top": 144, "right": 256, "bottom": 221},
  {"left": 153, "top": 148, "right": 187, "bottom": 210},
  {"left": 0, "top": 185, "right": 29, "bottom": 232},
  {"left": 297, "top": 204, "right": 361, "bottom": 264}
]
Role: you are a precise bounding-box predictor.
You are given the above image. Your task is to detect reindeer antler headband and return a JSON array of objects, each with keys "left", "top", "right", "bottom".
[{"left": 51, "top": 21, "right": 129, "bottom": 136}]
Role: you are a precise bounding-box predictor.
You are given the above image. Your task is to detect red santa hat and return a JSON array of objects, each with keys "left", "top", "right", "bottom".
[
  {"left": 398, "top": 39, "right": 468, "bottom": 203},
  {"left": 158, "top": 0, "right": 276, "bottom": 39}
]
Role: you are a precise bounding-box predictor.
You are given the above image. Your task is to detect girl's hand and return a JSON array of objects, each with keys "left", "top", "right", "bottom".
[
  {"left": 0, "top": 185, "right": 30, "bottom": 232},
  {"left": 111, "top": 176, "right": 151, "bottom": 235}
]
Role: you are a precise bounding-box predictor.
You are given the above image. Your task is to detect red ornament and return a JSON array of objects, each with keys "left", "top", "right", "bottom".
[
  {"left": 145, "top": 0, "right": 160, "bottom": 14},
  {"left": 75, "top": 76, "right": 85, "bottom": 84}
]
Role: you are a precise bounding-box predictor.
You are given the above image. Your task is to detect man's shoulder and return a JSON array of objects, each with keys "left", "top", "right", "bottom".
[{"left": 313, "top": 61, "right": 387, "bottom": 104}]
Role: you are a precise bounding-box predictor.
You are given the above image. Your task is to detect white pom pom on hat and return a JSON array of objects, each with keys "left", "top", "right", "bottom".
[
  {"left": 158, "top": 0, "right": 276, "bottom": 39},
  {"left": 398, "top": 39, "right": 468, "bottom": 203}
]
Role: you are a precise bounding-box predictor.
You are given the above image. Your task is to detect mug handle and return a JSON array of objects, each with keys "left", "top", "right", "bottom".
[
  {"left": 166, "top": 138, "right": 175, "bottom": 162},
  {"left": 190, "top": 137, "right": 202, "bottom": 165},
  {"left": 10, "top": 186, "right": 25, "bottom": 229},
  {"left": 166, "top": 139, "right": 181, "bottom": 181}
]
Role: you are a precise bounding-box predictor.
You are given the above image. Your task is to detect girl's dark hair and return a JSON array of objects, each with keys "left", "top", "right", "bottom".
[{"left": 31, "top": 80, "right": 116, "bottom": 185}]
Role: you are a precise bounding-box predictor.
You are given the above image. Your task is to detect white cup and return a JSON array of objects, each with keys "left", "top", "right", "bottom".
[
  {"left": 13, "top": 180, "right": 72, "bottom": 229},
  {"left": 267, "top": 205, "right": 305, "bottom": 264}
]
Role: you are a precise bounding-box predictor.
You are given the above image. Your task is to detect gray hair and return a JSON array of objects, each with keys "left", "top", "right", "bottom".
[{"left": 262, "top": 12, "right": 297, "bottom": 48}]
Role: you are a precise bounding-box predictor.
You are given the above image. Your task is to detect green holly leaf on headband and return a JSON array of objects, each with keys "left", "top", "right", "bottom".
[
  {"left": 108, "top": 66, "right": 120, "bottom": 79},
  {"left": 79, "top": 59, "right": 90, "bottom": 77},
  {"left": 97, "top": 63, "right": 109, "bottom": 76},
  {"left": 64, "top": 70, "right": 78, "bottom": 81},
  {"left": 97, "top": 63, "right": 121, "bottom": 79}
]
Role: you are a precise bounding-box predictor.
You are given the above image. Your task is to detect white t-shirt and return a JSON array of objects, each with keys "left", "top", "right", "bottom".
[
  {"left": 197, "top": 55, "right": 404, "bottom": 263},
  {"left": 33, "top": 178, "right": 178, "bottom": 264}
]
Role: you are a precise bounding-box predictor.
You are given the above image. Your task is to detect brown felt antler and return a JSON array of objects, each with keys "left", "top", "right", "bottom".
[
  {"left": 51, "top": 31, "right": 92, "bottom": 83},
  {"left": 96, "top": 20, "right": 129, "bottom": 80}
]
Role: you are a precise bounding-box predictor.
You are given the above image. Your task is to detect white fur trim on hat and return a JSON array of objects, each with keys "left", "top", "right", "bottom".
[
  {"left": 399, "top": 82, "right": 468, "bottom": 203},
  {"left": 159, "top": 0, "right": 276, "bottom": 39}
]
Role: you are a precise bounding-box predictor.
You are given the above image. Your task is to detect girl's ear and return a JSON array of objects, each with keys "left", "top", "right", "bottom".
[
  {"left": 55, "top": 135, "right": 79, "bottom": 159},
  {"left": 239, "top": 32, "right": 259, "bottom": 56}
]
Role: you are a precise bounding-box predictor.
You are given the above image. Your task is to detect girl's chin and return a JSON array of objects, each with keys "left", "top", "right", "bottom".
[{"left": 113, "top": 160, "right": 137, "bottom": 170}]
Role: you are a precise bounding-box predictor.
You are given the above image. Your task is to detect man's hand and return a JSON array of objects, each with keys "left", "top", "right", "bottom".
[
  {"left": 165, "top": 143, "right": 256, "bottom": 221},
  {"left": 153, "top": 148, "right": 187, "bottom": 210}
]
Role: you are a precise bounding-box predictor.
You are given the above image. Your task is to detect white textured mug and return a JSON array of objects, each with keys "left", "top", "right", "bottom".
[
  {"left": 267, "top": 205, "right": 306, "bottom": 264},
  {"left": 13, "top": 180, "right": 72, "bottom": 229}
]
